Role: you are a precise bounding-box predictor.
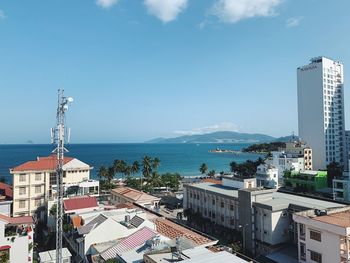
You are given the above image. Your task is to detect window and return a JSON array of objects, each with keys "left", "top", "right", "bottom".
[
  {"left": 212, "top": 199, "right": 215, "bottom": 205},
  {"left": 299, "top": 242, "right": 306, "bottom": 260},
  {"left": 230, "top": 204, "right": 234, "bottom": 211},
  {"left": 310, "top": 230, "right": 321, "bottom": 242},
  {"left": 230, "top": 218, "right": 235, "bottom": 225},
  {"left": 19, "top": 187, "right": 26, "bottom": 195},
  {"left": 35, "top": 186, "right": 41, "bottom": 194},
  {"left": 221, "top": 202, "right": 224, "bottom": 208},
  {"left": 212, "top": 212, "right": 215, "bottom": 219},
  {"left": 19, "top": 200, "right": 26, "bottom": 209},
  {"left": 35, "top": 173, "right": 41, "bottom": 181},
  {"left": 19, "top": 174, "right": 26, "bottom": 182},
  {"left": 34, "top": 199, "right": 41, "bottom": 207},
  {"left": 221, "top": 215, "right": 224, "bottom": 222},
  {"left": 310, "top": 250, "right": 322, "bottom": 263}
]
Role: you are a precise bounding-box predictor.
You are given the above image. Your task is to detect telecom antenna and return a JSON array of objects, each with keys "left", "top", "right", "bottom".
[{"left": 51, "top": 89, "right": 73, "bottom": 263}]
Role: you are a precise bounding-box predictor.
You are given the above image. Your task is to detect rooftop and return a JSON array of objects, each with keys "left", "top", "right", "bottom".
[
  {"left": 39, "top": 248, "right": 71, "bottom": 262},
  {"left": 0, "top": 214, "right": 34, "bottom": 225},
  {"left": 63, "top": 195, "right": 98, "bottom": 213},
  {"left": 11, "top": 155, "right": 74, "bottom": 172},
  {"left": 111, "top": 187, "right": 161, "bottom": 203},
  {"left": 0, "top": 182, "right": 13, "bottom": 200},
  {"left": 152, "top": 218, "right": 213, "bottom": 246}
]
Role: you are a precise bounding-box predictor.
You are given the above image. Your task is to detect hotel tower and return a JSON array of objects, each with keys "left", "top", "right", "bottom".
[{"left": 297, "top": 57, "right": 346, "bottom": 170}]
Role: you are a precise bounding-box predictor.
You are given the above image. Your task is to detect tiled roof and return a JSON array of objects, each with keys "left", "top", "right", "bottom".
[
  {"left": 314, "top": 210, "right": 350, "bottom": 228},
  {"left": 115, "top": 202, "right": 135, "bottom": 209},
  {"left": 12, "top": 155, "right": 74, "bottom": 172},
  {"left": 0, "top": 182, "right": 13, "bottom": 199},
  {"left": 63, "top": 196, "right": 98, "bottom": 212},
  {"left": 111, "top": 187, "right": 160, "bottom": 203},
  {"left": 129, "top": 215, "right": 144, "bottom": 228},
  {"left": 0, "top": 214, "right": 34, "bottom": 225},
  {"left": 201, "top": 178, "right": 222, "bottom": 185},
  {"left": 153, "top": 218, "right": 212, "bottom": 246},
  {"left": 100, "top": 226, "right": 157, "bottom": 260}
]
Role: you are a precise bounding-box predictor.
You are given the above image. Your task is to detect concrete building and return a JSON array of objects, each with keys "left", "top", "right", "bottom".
[
  {"left": 346, "top": 130, "right": 350, "bottom": 168},
  {"left": 280, "top": 141, "right": 313, "bottom": 170},
  {"left": 298, "top": 57, "right": 346, "bottom": 170},
  {"left": 144, "top": 246, "right": 250, "bottom": 263},
  {"left": 256, "top": 164, "right": 279, "bottom": 189},
  {"left": 110, "top": 187, "right": 161, "bottom": 210},
  {"left": 0, "top": 183, "right": 13, "bottom": 216},
  {"left": 10, "top": 155, "right": 93, "bottom": 217},
  {"left": 183, "top": 178, "right": 344, "bottom": 256},
  {"left": 0, "top": 214, "right": 34, "bottom": 263},
  {"left": 284, "top": 170, "right": 328, "bottom": 192},
  {"left": 293, "top": 207, "right": 350, "bottom": 263},
  {"left": 39, "top": 248, "right": 72, "bottom": 263},
  {"left": 266, "top": 151, "right": 305, "bottom": 184}
]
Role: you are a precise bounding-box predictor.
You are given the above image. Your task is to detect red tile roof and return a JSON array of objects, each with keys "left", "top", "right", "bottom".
[
  {"left": 12, "top": 155, "right": 74, "bottom": 172},
  {"left": 0, "top": 214, "right": 34, "bottom": 225},
  {"left": 63, "top": 196, "right": 98, "bottom": 212},
  {"left": 0, "top": 182, "right": 13, "bottom": 199},
  {"left": 153, "top": 218, "right": 212, "bottom": 246},
  {"left": 111, "top": 187, "right": 160, "bottom": 203}
]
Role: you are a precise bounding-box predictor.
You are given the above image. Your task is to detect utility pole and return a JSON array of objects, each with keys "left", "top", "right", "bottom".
[{"left": 51, "top": 90, "right": 73, "bottom": 263}]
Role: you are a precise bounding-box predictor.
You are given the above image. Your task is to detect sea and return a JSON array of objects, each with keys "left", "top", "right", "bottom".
[{"left": 0, "top": 143, "right": 264, "bottom": 184}]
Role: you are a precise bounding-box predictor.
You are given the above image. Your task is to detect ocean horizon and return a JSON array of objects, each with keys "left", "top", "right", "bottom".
[{"left": 0, "top": 143, "right": 264, "bottom": 184}]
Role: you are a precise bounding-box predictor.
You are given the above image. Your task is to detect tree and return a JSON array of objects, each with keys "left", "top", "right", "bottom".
[
  {"left": 131, "top": 161, "right": 140, "bottom": 175},
  {"left": 106, "top": 167, "right": 115, "bottom": 189},
  {"left": 123, "top": 165, "right": 132, "bottom": 177},
  {"left": 125, "top": 177, "right": 142, "bottom": 190},
  {"left": 97, "top": 166, "right": 108, "bottom": 181},
  {"left": 49, "top": 204, "right": 57, "bottom": 216},
  {"left": 153, "top": 157, "right": 161, "bottom": 170},
  {"left": 208, "top": 170, "right": 216, "bottom": 178},
  {"left": 113, "top": 159, "right": 127, "bottom": 179},
  {"left": 161, "top": 173, "right": 181, "bottom": 191},
  {"left": 142, "top": 156, "right": 153, "bottom": 180},
  {"left": 148, "top": 172, "right": 162, "bottom": 192},
  {"left": 199, "top": 163, "right": 208, "bottom": 175}
]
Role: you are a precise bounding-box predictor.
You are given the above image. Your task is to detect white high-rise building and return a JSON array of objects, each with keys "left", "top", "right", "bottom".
[{"left": 298, "top": 57, "right": 346, "bottom": 170}]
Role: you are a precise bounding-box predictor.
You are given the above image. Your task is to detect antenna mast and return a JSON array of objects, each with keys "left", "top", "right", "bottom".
[{"left": 52, "top": 89, "right": 73, "bottom": 263}]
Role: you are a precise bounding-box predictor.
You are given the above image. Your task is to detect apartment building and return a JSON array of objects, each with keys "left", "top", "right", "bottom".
[
  {"left": 279, "top": 141, "right": 313, "bottom": 170},
  {"left": 256, "top": 164, "right": 279, "bottom": 188},
  {"left": 0, "top": 214, "right": 34, "bottom": 263},
  {"left": 10, "top": 155, "right": 92, "bottom": 217},
  {"left": 284, "top": 170, "right": 328, "bottom": 192},
  {"left": 298, "top": 57, "right": 346, "bottom": 170},
  {"left": 293, "top": 207, "right": 350, "bottom": 263},
  {"left": 266, "top": 151, "right": 305, "bottom": 184},
  {"left": 183, "top": 178, "right": 344, "bottom": 256}
]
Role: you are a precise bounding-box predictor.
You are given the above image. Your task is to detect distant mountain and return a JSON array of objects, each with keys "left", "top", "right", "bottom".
[{"left": 146, "top": 131, "right": 278, "bottom": 144}]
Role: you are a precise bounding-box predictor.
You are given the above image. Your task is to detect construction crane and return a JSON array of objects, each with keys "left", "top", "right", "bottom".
[{"left": 51, "top": 89, "right": 73, "bottom": 263}]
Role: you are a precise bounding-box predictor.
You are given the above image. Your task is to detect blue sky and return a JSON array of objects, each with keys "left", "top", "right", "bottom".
[{"left": 0, "top": 0, "right": 350, "bottom": 143}]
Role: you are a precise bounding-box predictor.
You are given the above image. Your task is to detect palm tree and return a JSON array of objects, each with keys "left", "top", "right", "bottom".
[
  {"left": 152, "top": 157, "right": 161, "bottom": 170},
  {"left": 97, "top": 166, "right": 108, "bottom": 181},
  {"left": 208, "top": 170, "right": 216, "bottom": 178},
  {"left": 148, "top": 171, "right": 162, "bottom": 193},
  {"left": 131, "top": 161, "right": 140, "bottom": 175},
  {"left": 113, "top": 159, "right": 127, "bottom": 179},
  {"left": 124, "top": 165, "right": 132, "bottom": 178},
  {"left": 199, "top": 163, "right": 208, "bottom": 175},
  {"left": 142, "top": 156, "right": 153, "bottom": 180},
  {"left": 106, "top": 167, "right": 115, "bottom": 189}
]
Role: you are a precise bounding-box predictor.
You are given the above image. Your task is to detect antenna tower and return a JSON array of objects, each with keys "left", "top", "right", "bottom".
[{"left": 51, "top": 89, "right": 73, "bottom": 263}]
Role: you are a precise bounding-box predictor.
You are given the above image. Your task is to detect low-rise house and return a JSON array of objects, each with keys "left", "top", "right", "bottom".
[
  {"left": 256, "top": 164, "right": 279, "bottom": 189},
  {"left": 293, "top": 206, "right": 350, "bottom": 263},
  {"left": 144, "top": 246, "right": 250, "bottom": 263},
  {"left": 0, "top": 182, "right": 13, "bottom": 216},
  {"left": 63, "top": 196, "right": 99, "bottom": 215},
  {"left": 39, "top": 248, "right": 72, "bottom": 263},
  {"left": 0, "top": 214, "right": 34, "bottom": 263},
  {"left": 284, "top": 170, "right": 328, "bottom": 192},
  {"left": 110, "top": 187, "right": 161, "bottom": 209},
  {"left": 10, "top": 155, "right": 93, "bottom": 217},
  {"left": 279, "top": 141, "right": 313, "bottom": 170}
]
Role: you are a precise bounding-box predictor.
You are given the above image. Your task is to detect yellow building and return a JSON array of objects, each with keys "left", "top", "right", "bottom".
[{"left": 10, "top": 155, "right": 92, "bottom": 217}]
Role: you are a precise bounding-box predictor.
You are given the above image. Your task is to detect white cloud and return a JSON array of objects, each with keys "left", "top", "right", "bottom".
[
  {"left": 174, "top": 122, "right": 240, "bottom": 136},
  {"left": 96, "top": 0, "right": 119, "bottom": 9},
  {"left": 211, "top": 0, "right": 282, "bottom": 23},
  {"left": 286, "top": 17, "right": 303, "bottom": 28},
  {"left": 0, "top": 10, "right": 5, "bottom": 19},
  {"left": 144, "top": 0, "right": 188, "bottom": 23}
]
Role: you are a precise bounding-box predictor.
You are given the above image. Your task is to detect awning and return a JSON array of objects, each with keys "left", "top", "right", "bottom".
[{"left": 0, "top": 245, "right": 11, "bottom": 251}]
